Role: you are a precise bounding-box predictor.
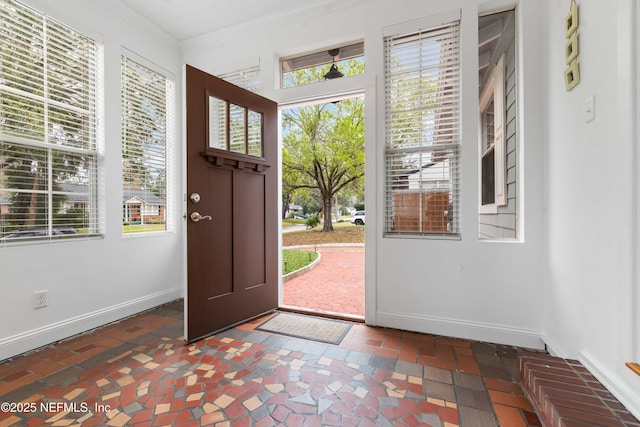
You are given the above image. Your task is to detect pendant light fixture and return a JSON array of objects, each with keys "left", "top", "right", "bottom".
[{"left": 323, "top": 48, "right": 344, "bottom": 79}]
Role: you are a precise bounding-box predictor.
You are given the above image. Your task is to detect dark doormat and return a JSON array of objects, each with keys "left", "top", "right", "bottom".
[{"left": 256, "top": 312, "right": 352, "bottom": 345}]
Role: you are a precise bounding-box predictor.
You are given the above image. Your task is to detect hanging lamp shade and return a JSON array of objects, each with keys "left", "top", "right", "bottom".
[
  {"left": 324, "top": 63, "right": 344, "bottom": 79},
  {"left": 323, "top": 48, "right": 344, "bottom": 79}
]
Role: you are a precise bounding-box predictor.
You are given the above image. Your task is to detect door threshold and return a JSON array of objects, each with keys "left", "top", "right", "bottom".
[{"left": 278, "top": 305, "right": 365, "bottom": 323}]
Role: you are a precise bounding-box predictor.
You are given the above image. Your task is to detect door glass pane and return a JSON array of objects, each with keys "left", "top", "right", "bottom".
[
  {"left": 209, "top": 96, "right": 227, "bottom": 150},
  {"left": 248, "top": 110, "right": 262, "bottom": 157},
  {"left": 229, "top": 104, "right": 245, "bottom": 154}
]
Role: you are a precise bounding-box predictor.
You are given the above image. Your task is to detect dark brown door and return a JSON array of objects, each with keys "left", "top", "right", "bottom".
[{"left": 185, "top": 65, "right": 278, "bottom": 341}]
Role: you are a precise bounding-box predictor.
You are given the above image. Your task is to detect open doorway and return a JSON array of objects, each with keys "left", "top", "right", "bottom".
[{"left": 280, "top": 94, "right": 365, "bottom": 319}]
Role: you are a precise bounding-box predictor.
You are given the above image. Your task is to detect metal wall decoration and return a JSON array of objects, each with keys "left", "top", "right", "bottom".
[{"left": 564, "top": 0, "right": 580, "bottom": 91}]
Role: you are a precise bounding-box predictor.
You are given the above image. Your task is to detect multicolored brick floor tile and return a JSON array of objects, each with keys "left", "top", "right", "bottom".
[{"left": 0, "top": 301, "right": 542, "bottom": 426}]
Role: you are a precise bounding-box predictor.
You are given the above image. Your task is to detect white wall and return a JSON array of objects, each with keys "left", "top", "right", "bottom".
[
  {"left": 182, "top": 0, "right": 547, "bottom": 350},
  {"left": 0, "top": 0, "right": 183, "bottom": 361},
  {"left": 543, "top": 0, "right": 640, "bottom": 418}
]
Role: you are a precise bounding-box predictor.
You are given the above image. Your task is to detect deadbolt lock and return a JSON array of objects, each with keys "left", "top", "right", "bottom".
[{"left": 190, "top": 193, "right": 201, "bottom": 203}]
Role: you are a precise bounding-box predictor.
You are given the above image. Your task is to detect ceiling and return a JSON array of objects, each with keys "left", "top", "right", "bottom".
[{"left": 109, "top": 0, "right": 348, "bottom": 42}]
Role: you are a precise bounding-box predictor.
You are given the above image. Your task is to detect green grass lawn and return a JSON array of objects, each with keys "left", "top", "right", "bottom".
[
  {"left": 282, "top": 249, "right": 319, "bottom": 274},
  {"left": 123, "top": 224, "right": 167, "bottom": 233},
  {"left": 282, "top": 221, "right": 364, "bottom": 246}
]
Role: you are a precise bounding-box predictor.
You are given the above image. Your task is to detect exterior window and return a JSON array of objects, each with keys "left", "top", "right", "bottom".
[
  {"left": 142, "top": 204, "right": 159, "bottom": 216},
  {"left": 121, "top": 54, "right": 174, "bottom": 234},
  {"left": 479, "top": 56, "right": 505, "bottom": 210},
  {"left": 0, "top": 0, "right": 100, "bottom": 243},
  {"left": 384, "top": 13, "right": 461, "bottom": 237},
  {"left": 280, "top": 41, "right": 364, "bottom": 88},
  {"left": 478, "top": 9, "right": 517, "bottom": 239},
  {"left": 218, "top": 65, "right": 261, "bottom": 93}
]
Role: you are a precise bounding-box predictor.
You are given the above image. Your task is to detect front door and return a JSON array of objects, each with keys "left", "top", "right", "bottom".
[{"left": 185, "top": 65, "right": 278, "bottom": 341}]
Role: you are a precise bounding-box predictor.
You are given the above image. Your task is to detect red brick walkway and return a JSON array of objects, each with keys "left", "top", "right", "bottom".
[{"left": 282, "top": 245, "right": 364, "bottom": 318}]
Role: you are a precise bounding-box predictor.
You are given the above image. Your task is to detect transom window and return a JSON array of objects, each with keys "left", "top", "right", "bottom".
[
  {"left": 280, "top": 41, "right": 364, "bottom": 88},
  {"left": 0, "top": 0, "right": 101, "bottom": 244}
]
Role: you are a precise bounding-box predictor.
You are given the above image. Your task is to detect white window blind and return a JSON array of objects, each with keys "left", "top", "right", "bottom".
[
  {"left": 0, "top": 0, "right": 100, "bottom": 243},
  {"left": 218, "top": 65, "right": 261, "bottom": 93},
  {"left": 384, "top": 17, "right": 461, "bottom": 237},
  {"left": 121, "top": 55, "right": 173, "bottom": 233}
]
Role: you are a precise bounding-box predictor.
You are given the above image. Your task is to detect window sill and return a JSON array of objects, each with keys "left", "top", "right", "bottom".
[
  {"left": 383, "top": 232, "right": 461, "bottom": 241},
  {"left": 0, "top": 234, "right": 104, "bottom": 248},
  {"left": 123, "top": 230, "right": 174, "bottom": 239},
  {"left": 479, "top": 204, "right": 499, "bottom": 214}
]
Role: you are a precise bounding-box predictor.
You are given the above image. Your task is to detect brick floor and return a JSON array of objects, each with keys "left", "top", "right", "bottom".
[
  {"left": 282, "top": 245, "right": 364, "bottom": 318},
  {"left": 0, "top": 300, "right": 545, "bottom": 426}
]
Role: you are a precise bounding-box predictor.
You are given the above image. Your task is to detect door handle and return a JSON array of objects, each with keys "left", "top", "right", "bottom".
[{"left": 190, "top": 212, "right": 212, "bottom": 222}]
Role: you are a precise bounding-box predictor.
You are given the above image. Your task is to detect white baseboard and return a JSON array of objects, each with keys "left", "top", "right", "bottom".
[
  {"left": 579, "top": 351, "right": 640, "bottom": 422},
  {"left": 0, "top": 287, "right": 182, "bottom": 361},
  {"left": 375, "top": 310, "right": 545, "bottom": 350}
]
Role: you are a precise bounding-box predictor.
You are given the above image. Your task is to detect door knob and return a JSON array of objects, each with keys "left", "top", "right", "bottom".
[{"left": 190, "top": 212, "right": 212, "bottom": 222}]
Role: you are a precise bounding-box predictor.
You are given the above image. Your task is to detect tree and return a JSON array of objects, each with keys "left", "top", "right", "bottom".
[
  {"left": 282, "top": 148, "right": 302, "bottom": 219},
  {"left": 282, "top": 60, "right": 365, "bottom": 231}
]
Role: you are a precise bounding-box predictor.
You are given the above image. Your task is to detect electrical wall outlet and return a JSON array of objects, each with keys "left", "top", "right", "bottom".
[{"left": 33, "top": 290, "right": 48, "bottom": 309}]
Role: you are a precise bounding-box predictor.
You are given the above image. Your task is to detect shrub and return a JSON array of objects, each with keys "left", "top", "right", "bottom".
[{"left": 305, "top": 215, "right": 320, "bottom": 229}]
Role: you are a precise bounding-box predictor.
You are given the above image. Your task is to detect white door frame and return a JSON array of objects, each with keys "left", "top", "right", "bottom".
[
  {"left": 633, "top": 0, "right": 640, "bottom": 365},
  {"left": 272, "top": 73, "right": 377, "bottom": 324}
]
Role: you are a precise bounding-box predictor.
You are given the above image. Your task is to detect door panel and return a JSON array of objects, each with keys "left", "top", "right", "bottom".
[
  {"left": 235, "top": 172, "right": 266, "bottom": 288},
  {"left": 204, "top": 167, "right": 233, "bottom": 297},
  {"left": 186, "top": 65, "right": 278, "bottom": 341}
]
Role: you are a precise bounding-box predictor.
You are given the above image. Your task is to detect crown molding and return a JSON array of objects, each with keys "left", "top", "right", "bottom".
[
  {"left": 101, "top": 0, "right": 179, "bottom": 46},
  {"left": 181, "top": 0, "right": 368, "bottom": 52}
]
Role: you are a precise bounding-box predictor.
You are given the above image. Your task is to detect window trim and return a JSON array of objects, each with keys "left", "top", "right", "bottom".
[{"left": 479, "top": 55, "right": 506, "bottom": 214}]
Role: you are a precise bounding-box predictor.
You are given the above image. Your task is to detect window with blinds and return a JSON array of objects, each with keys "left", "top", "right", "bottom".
[
  {"left": 121, "top": 55, "right": 174, "bottom": 234},
  {"left": 0, "top": 0, "right": 100, "bottom": 244},
  {"left": 217, "top": 65, "right": 261, "bottom": 93},
  {"left": 384, "top": 13, "right": 461, "bottom": 237}
]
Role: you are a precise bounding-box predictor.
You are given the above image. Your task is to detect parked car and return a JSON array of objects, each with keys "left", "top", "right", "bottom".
[
  {"left": 350, "top": 210, "right": 365, "bottom": 225},
  {"left": 1, "top": 227, "right": 77, "bottom": 240}
]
